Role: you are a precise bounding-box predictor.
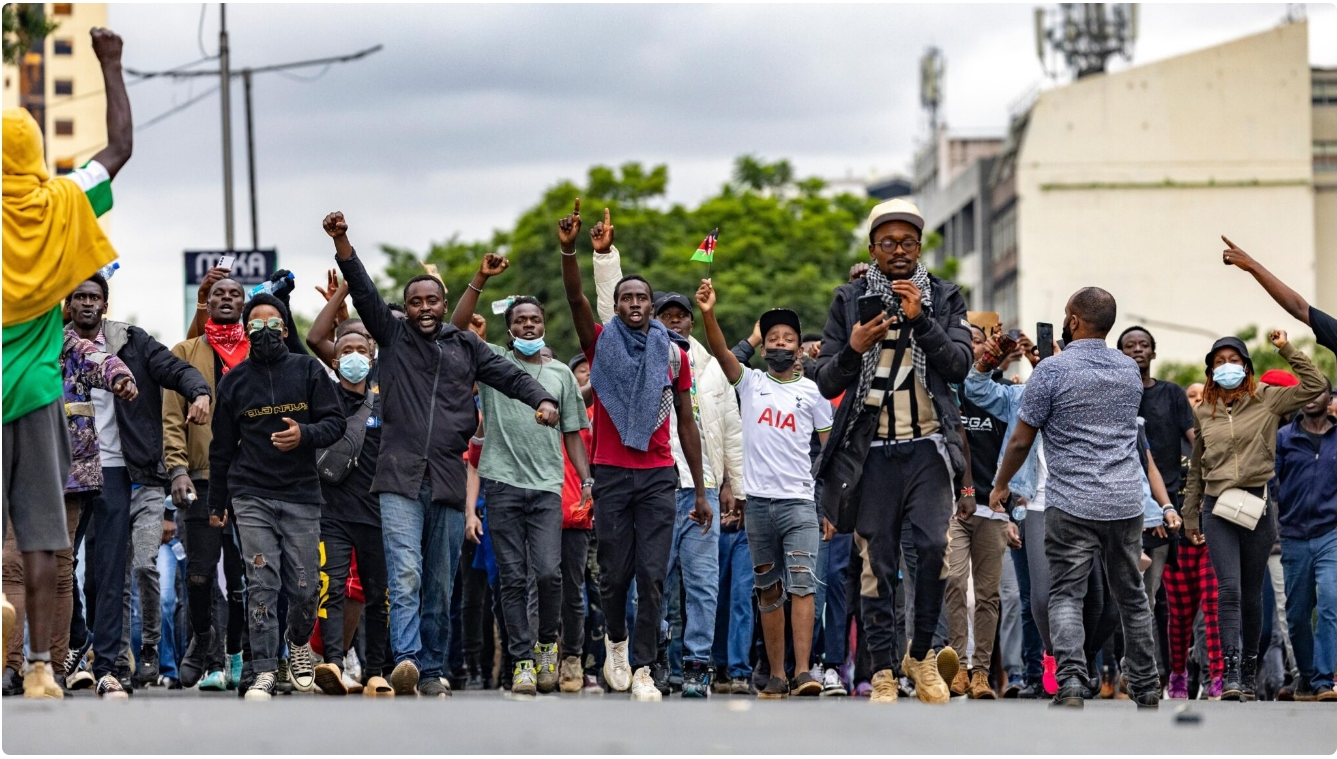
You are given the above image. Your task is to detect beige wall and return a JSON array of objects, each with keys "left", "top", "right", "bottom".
[{"left": 1016, "top": 21, "right": 1318, "bottom": 368}]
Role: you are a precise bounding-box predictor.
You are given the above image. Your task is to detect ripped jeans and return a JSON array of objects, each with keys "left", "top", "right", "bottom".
[
  {"left": 232, "top": 495, "right": 322, "bottom": 674},
  {"left": 744, "top": 496, "right": 820, "bottom": 609}
]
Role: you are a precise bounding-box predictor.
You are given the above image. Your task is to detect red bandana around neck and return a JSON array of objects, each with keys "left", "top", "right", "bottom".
[{"left": 204, "top": 319, "right": 249, "bottom": 374}]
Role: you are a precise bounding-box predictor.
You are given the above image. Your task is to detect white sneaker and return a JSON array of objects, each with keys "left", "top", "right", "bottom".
[
  {"left": 603, "top": 636, "right": 632, "bottom": 693},
  {"left": 630, "top": 666, "right": 662, "bottom": 701},
  {"left": 810, "top": 663, "right": 824, "bottom": 683},
  {"left": 345, "top": 648, "right": 363, "bottom": 684},
  {"left": 245, "top": 671, "right": 277, "bottom": 701},
  {"left": 821, "top": 666, "right": 848, "bottom": 697},
  {"left": 288, "top": 640, "right": 316, "bottom": 692}
]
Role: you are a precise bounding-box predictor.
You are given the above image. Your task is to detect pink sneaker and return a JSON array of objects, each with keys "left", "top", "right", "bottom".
[
  {"left": 853, "top": 681, "right": 872, "bottom": 698},
  {"left": 1042, "top": 653, "right": 1058, "bottom": 696},
  {"left": 1168, "top": 672, "right": 1188, "bottom": 699},
  {"left": 1206, "top": 676, "right": 1224, "bottom": 700}
]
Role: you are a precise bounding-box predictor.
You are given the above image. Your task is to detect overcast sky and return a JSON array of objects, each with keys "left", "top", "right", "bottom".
[{"left": 98, "top": 2, "right": 1336, "bottom": 339}]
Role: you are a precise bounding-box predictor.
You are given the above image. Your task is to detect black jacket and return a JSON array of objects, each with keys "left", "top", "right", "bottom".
[
  {"left": 208, "top": 350, "right": 345, "bottom": 516},
  {"left": 103, "top": 320, "right": 211, "bottom": 488},
  {"left": 812, "top": 274, "right": 974, "bottom": 480},
  {"left": 338, "top": 251, "right": 557, "bottom": 506}
]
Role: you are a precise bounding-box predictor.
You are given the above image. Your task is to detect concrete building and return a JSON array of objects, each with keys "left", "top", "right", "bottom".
[
  {"left": 944, "top": 19, "right": 1332, "bottom": 367},
  {"left": 3, "top": 3, "right": 110, "bottom": 176}
]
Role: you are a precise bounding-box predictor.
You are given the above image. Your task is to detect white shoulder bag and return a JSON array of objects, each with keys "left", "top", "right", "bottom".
[{"left": 1212, "top": 487, "right": 1267, "bottom": 531}]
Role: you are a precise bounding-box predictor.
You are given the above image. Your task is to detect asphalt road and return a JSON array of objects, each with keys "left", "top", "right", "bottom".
[{"left": 5, "top": 688, "right": 1334, "bottom": 755}]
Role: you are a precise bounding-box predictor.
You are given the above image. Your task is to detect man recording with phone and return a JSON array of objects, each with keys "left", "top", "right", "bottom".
[{"left": 812, "top": 199, "right": 973, "bottom": 704}]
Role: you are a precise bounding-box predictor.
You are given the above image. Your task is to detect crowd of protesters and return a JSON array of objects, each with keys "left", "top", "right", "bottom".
[{"left": 4, "top": 28, "right": 1336, "bottom": 708}]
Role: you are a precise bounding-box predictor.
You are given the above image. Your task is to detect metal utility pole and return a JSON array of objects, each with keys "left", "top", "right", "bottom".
[
  {"left": 243, "top": 68, "right": 258, "bottom": 249},
  {"left": 219, "top": 3, "right": 235, "bottom": 250}
]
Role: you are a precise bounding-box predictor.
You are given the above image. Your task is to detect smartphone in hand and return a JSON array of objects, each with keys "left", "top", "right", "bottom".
[
  {"left": 857, "top": 294, "right": 885, "bottom": 324},
  {"left": 1037, "top": 323, "right": 1054, "bottom": 360}
]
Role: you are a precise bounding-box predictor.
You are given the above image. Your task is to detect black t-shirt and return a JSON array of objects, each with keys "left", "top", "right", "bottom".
[
  {"left": 1311, "top": 306, "right": 1337, "bottom": 356},
  {"left": 959, "top": 394, "right": 1008, "bottom": 492},
  {"left": 319, "top": 382, "right": 383, "bottom": 526},
  {"left": 1139, "top": 380, "right": 1193, "bottom": 497}
]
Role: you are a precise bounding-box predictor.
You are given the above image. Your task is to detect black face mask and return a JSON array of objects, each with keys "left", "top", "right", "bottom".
[
  {"left": 764, "top": 348, "right": 797, "bottom": 374},
  {"left": 1060, "top": 317, "right": 1074, "bottom": 346},
  {"left": 249, "top": 327, "right": 287, "bottom": 364}
]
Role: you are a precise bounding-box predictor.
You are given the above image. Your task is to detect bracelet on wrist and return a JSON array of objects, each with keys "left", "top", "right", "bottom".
[
  {"left": 581, "top": 477, "right": 594, "bottom": 488},
  {"left": 196, "top": 302, "right": 209, "bottom": 311},
  {"left": 959, "top": 487, "right": 976, "bottom": 498},
  {"left": 468, "top": 283, "right": 483, "bottom": 293}
]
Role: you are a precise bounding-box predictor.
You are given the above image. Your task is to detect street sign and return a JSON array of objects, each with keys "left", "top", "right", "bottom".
[{"left": 184, "top": 249, "right": 277, "bottom": 286}]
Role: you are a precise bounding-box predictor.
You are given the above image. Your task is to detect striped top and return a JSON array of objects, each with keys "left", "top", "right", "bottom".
[{"left": 863, "top": 318, "right": 940, "bottom": 441}]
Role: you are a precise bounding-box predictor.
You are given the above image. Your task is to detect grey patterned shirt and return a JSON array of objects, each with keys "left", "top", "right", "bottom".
[{"left": 1017, "top": 338, "right": 1144, "bottom": 521}]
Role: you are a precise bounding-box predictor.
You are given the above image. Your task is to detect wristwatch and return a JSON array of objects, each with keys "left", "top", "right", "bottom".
[{"left": 581, "top": 477, "right": 594, "bottom": 489}]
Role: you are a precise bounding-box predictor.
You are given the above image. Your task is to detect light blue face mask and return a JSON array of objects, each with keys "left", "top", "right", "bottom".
[
  {"left": 511, "top": 330, "right": 546, "bottom": 356},
  {"left": 1212, "top": 362, "right": 1247, "bottom": 390},
  {"left": 337, "top": 352, "right": 372, "bottom": 383}
]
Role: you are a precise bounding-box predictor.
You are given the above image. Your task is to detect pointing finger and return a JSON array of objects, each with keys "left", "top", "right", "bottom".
[
  {"left": 603, "top": 207, "right": 610, "bottom": 226},
  {"left": 573, "top": 198, "right": 580, "bottom": 216},
  {"left": 1221, "top": 235, "right": 1236, "bottom": 249}
]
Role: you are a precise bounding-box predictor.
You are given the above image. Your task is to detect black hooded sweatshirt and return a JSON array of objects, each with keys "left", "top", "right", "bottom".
[{"left": 208, "top": 345, "right": 345, "bottom": 517}]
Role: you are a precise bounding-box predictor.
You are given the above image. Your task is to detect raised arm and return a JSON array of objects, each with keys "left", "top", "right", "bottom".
[
  {"left": 307, "top": 272, "right": 350, "bottom": 366},
  {"left": 89, "top": 28, "right": 132, "bottom": 180},
  {"left": 694, "top": 278, "right": 742, "bottom": 385},
  {"left": 186, "top": 266, "right": 230, "bottom": 341},
  {"left": 1222, "top": 236, "right": 1311, "bottom": 326},
  {"left": 591, "top": 243, "right": 622, "bottom": 324},
  {"left": 1261, "top": 332, "right": 1329, "bottom": 417},
  {"left": 559, "top": 200, "right": 598, "bottom": 352},
  {"left": 325, "top": 212, "right": 400, "bottom": 347},
  {"left": 450, "top": 254, "right": 509, "bottom": 331}
]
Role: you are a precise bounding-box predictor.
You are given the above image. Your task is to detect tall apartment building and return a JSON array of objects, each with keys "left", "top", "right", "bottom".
[{"left": 3, "top": 3, "right": 110, "bottom": 176}]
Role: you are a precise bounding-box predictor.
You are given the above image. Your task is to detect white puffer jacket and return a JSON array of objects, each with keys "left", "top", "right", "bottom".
[{"left": 593, "top": 246, "right": 746, "bottom": 498}]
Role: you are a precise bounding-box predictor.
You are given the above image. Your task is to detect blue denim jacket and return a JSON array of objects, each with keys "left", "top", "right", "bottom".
[{"left": 963, "top": 367, "right": 1039, "bottom": 501}]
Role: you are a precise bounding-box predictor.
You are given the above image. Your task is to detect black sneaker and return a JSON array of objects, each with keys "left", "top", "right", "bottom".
[
  {"left": 136, "top": 646, "right": 160, "bottom": 688},
  {"left": 1132, "top": 688, "right": 1160, "bottom": 709},
  {"left": 681, "top": 661, "right": 709, "bottom": 699},
  {"left": 792, "top": 670, "right": 822, "bottom": 697},
  {"left": 1051, "top": 676, "right": 1085, "bottom": 708},
  {"left": 275, "top": 658, "right": 294, "bottom": 695},
  {"left": 1002, "top": 679, "right": 1022, "bottom": 698},
  {"left": 465, "top": 666, "right": 486, "bottom": 691},
  {"left": 651, "top": 644, "right": 672, "bottom": 696},
  {"left": 3, "top": 667, "right": 23, "bottom": 697},
  {"left": 96, "top": 674, "right": 129, "bottom": 699},
  {"left": 244, "top": 671, "right": 276, "bottom": 701},
  {"left": 758, "top": 675, "right": 790, "bottom": 700},
  {"left": 179, "top": 629, "right": 214, "bottom": 688},
  {"left": 1015, "top": 679, "right": 1043, "bottom": 699},
  {"left": 418, "top": 677, "right": 451, "bottom": 698}
]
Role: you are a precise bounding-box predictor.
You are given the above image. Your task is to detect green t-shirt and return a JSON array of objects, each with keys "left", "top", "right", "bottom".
[
  {"left": 477, "top": 344, "right": 589, "bottom": 495},
  {"left": 2, "top": 161, "right": 113, "bottom": 424}
]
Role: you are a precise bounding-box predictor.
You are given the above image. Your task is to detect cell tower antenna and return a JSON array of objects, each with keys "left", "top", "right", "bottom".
[{"left": 1035, "top": 3, "right": 1138, "bottom": 80}]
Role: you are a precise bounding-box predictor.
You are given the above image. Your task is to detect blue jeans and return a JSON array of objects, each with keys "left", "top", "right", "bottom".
[
  {"left": 744, "top": 497, "right": 819, "bottom": 610},
  {"left": 714, "top": 529, "right": 753, "bottom": 679},
  {"left": 662, "top": 488, "right": 720, "bottom": 664},
  {"left": 1281, "top": 530, "right": 1337, "bottom": 690},
  {"left": 157, "top": 541, "right": 184, "bottom": 679},
  {"left": 821, "top": 533, "right": 852, "bottom": 667},
  {"left": 380, "top": 479, "right": 465, "bottom": 679}
]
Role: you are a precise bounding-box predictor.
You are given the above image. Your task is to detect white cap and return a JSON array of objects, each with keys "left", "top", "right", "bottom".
[{"left": 866, "top": 198, "right": 925, "bottom": 240}]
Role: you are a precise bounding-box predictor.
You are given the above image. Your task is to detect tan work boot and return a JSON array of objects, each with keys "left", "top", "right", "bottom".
[
  {"left": 950, "top": 668, "right": 970, "bottom": 697},
  {"left": 968, "top": 669, "right": 996, "bottom": 699},
  {"left": 870, "top": 669, "right": 899, "bottom": 703},
  {"left": 313, "top": 662, "right": 346, "bottom": 695},
  {"left": 559, "top": 655, "right": 583, "bottom": 693},
  {"left": 902, "top": 650, "right": 950, "bottom": 704},
  {"left": 23, "top": 661, "right": 62, "bottom": 699}
]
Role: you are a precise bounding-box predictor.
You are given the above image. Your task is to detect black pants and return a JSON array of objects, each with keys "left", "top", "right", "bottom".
[
  {"left": 180, "top": 480, "right": 246, "bottom": 661},
  {"left": 853, "top": 439, "right": 953, "bottom": 670},
  {"left": 459, "top": 538, "right": 494, "bottom": 674},
  {"left": 72, "top": 467, "right": 131, "bottom": 679},
  {"left": 591, "top": 464, "right": 676, "bottom": 669},
  {"left": 319, "top": 517, "right": 390, "bottom": 679},
  {"left": 486, "top": 480, "right": 563, "bottom": 662},
  {"left": 1202, "top": 492, "right": 1276, "bottom": 658},
  {"left": 561, "top": 529, "right": 592, "bottom": 658}
]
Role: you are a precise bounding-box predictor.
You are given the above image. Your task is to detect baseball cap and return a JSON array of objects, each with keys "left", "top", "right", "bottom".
[
  {"left": 654, "top": 293, "right": 694, "bottom": 318},
  {"left": 867, "top": 198, "right": 925, "bottom": 240},
  {"left": 759, "top": 308, "right": 802, "bottom": 341},
  {"left": 568, "top": 353, "right": 588, "bottom": 372}
]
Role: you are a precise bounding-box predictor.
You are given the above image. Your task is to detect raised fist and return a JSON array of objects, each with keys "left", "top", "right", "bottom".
[{"left": 323, "top": 212, "right": 348, "bottom": 238}]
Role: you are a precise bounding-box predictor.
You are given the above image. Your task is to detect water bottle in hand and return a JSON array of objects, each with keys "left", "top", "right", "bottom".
[
  {"left": 249, "top": 270, "right": 294, "bottom": 298},
  {"left": 98, "top": 261, "right": 120, "bottom": 280}
]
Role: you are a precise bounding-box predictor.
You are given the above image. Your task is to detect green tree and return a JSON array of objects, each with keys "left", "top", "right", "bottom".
[
  {"left": 1154, "top": 324, "right": 1336, "bottom": 388},
  {"left": 374, "top": 158, "right": 878, "bottom": 360},
  {"left": 3, "top": 4, "right": 59, "bottom": 67}
]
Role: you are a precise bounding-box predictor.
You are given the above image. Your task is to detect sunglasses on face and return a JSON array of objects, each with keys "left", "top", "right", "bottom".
[{"left": 247, "top": 317, "right": 284, "bottom": 334}]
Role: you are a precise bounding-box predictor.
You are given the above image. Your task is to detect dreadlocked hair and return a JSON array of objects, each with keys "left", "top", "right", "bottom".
[{"left": 1202, "top": 371, "right": 1258, "bottom": 418}]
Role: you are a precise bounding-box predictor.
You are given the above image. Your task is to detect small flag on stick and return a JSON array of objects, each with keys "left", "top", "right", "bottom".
[{"left": 690, "top": 229, "right": 718, "bottom": 264}]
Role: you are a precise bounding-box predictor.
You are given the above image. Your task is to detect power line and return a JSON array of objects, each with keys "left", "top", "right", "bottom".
[
  {"left": 123, "top": 44, "right": 382, "bottom": 80},
  {"left": 136, "top": 85, "right": 219, "bottom": 133},
  {"left": 197, "top": 3, "right": 212, "bottom": 59}
]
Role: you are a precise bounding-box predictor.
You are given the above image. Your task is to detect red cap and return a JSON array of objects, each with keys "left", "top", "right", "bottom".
[{"left": 1259, "top": 369, "right": 1298, "bottom": 387}]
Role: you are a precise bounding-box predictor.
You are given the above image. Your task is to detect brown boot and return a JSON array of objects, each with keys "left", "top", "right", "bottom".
[
  {"left": 968, "top": 669, "right": 996, "bottom": 699},
  {"left": 950, "top": 668, "right": 970, "bottom": 697}
]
